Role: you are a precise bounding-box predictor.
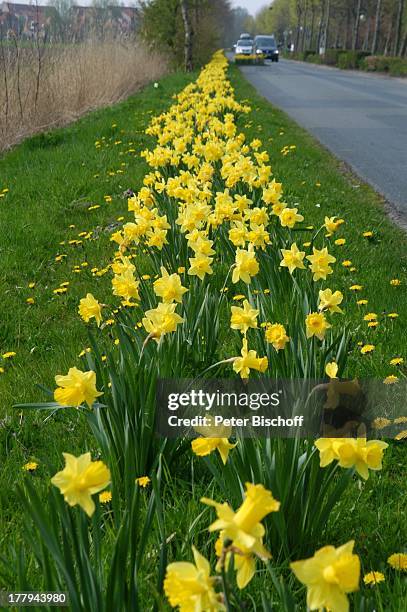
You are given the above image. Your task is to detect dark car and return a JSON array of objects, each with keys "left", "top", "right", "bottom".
[{"left": 254, "top": 35, "right": 279, "bottom": 62}]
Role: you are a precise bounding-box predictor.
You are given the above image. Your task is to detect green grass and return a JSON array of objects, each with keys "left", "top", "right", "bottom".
[
  {"left": 230, "top": 63, "right": 407, "bottom": 603},
  {"left": 0, "top": 62, "right": 406, "bottom": 608},
  {"left": 230, "top": 64, "right": 407, "bottom": 378},
  {"left": 0, "top": 71, "right": 197, "bottom": 413},
  {"left": 0, "top": 68, "right": 198, "bottom": 556}
]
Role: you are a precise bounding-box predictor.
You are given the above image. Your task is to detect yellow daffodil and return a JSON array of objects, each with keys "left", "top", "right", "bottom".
[
  {"left": 315, "top": 438, "right": 388, "bottom": 480},
  {"left": 325, "top": 362, "right": 338, "bottom": 378},
  {"left": 290, "top": 540, "right": 360, "bottom": 612},
  {"left": 232, "top": 244, "right": 259, "bottom": 284},
  {"left": 192, "top": 437, "right": 236, "bottom": 465},
  {"left": 153, "top": 266, "right": 188, "bottom": 303},
  {"left": 51, "top": 452, "right": 110, "bottom": 517},
  {"left": 201, "top": 482, "right": 280, "bottom": 561},
  {"left": 112, "top": 270, "right": 140, "bottom": 302},
  {"left": 78, "top": 293, "right": 103, "bottom": 326},
  {"left": 280, "top": 243, "right": 306, "bottom": 274},
  {"left": 305, "top": 312, "right": 331, "bottom": 340},
  {"left": 111, "top": 256, "right": 135, "bottom": 276},
  {"left": 142, "top": 302, "right": 184, "bottom": 341},
  {"left": 164, "top": 546, "right": 224, "bottom": 611},
  {"left": 318, "top": 288, "right": 344, "bottom": 314},
  {"left": 307, "top": 247, "right": 336, "bottom": 281},
  {"left": 233, "top": 338, "right": 268, "bottom": 379},
  {"left": 324, "top": 216, "right": 344, "bottom": 235},
  {"left": 188, "top": 254, "right": 214, "bottom": 280},
  {"left": 314, "top": 438, "right": 348, "bottom": 467},
  {"left": 279, "top": 207, "right": 304, "bottom": 228},
  {"left": 230, "top": 299, "right": 258, "bottom": 334},
  {"left": 54, "top": 367, "right": 102, "bottom": 407},
  {"left": 265, "top": 323, "right": 290, "bottom": 351}
]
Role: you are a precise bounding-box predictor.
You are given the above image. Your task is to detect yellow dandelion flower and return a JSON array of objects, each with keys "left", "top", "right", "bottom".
[
  {"left": 387, "top": 553, "right": 407, "bottom": 571},
  {"left": 363, "top": 571, "right": 385, "bottom": 586},
  {"left": 360, "top": 344, "right": 375, "bottom": 354},
  {"left": 136, "top": 476, "right": 150, "bottom": 488}
]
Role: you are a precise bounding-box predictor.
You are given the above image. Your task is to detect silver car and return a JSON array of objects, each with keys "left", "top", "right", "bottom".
[{"left": 235, "top": 39, "right": 254, "bottom": 56}]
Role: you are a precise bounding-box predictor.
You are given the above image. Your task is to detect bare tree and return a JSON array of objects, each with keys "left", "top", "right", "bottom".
[
  {"left": 180, "top": 0, "right": 193, "bottom": 71},
  {"left": 371, "top": 0, "right": 382, "bottom": 53},
  {"left": 321, "top": 0, "right": 331, "bottom": 52},
  {"left": 352, "top": 0, "right": 361, "bottom": 49},
  {"left": 393, "top": 0, "right": 405, "bottom": 55},
  {"left": 309, "top": 1, "right": 317, "bottom": 50},
  {"left": 0, "top": 26, "right": 10, "bottom": 132}
]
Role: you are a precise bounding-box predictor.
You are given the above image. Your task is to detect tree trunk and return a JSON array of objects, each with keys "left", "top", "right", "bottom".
[
  {"left": 352, "top": 0, "right": 362, "bottom": 50},
  {"left": 317, "top": 0, "right": 326, "bottom": 52},
  {"left": 363, "top": 15, "right": 371, "bottom": 50},
  {"left": 309, "top": 7, "right": 315, "bottom": 50},
  {"left": 334, "top": 18, "right": 341, "bottom": 48},
  {"left": 400, "top": 29, "right": 407, "bottom": 57},
  {"left": 322, "top": 0, "right": 331, "bottom": 52},
  {"left": 371, "top": 0, "right": 382, "bottom": 55},
  {"left": 393, "top": 0, "right": 405, "bottom": 56},
  {"left": 180, "top": 0, "right": 193, "bottom": 72},
  {"left": 344, "top": 7, "right": 351, "bottom": 49},
  {"left": 300, "top": 0, "right": 308, "bottom": 52},
  {"left": 384, "top": 17, "right": 393, "bottom": 56}
]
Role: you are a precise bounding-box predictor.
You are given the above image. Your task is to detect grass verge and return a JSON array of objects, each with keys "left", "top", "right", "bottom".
[
  {"left": 0, "top": 61, "right": 405, "bottom": 606},
  {"left": 230, "top": 63, "right": 407, "bottom": 378},
  {"left": 230, "top": 62, "right": 407, "bottom": 582},
  {"left": 0, "top": 68, "right": 197, "bottom": 550}
]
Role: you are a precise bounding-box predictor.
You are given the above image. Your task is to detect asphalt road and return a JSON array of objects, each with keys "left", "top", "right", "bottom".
[{"left": 239, "top": 59, "right": 407, "bottom": 222}]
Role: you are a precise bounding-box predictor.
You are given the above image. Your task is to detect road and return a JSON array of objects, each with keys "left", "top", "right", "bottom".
[{"left": 239, "top": 59, "right": 407, "bottom": 223}]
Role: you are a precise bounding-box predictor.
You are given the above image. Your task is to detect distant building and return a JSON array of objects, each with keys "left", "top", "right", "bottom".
[
  {"left": 0, "top": 2, "right": 54, "bottom": 37},
  {"left": 70, "top": 5, "right": 137, "bottom": 39},
  {"left": 0, "top": 2, "right": 138, "bottom": 39}
]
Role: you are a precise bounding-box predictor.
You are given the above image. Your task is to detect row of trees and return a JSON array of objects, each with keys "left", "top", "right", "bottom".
[
  {"left": 249, "top": 0, "right": 407, "bottom": 57},
  {"left": 140, "top": 0, "right": 250, "bottom": 70}
]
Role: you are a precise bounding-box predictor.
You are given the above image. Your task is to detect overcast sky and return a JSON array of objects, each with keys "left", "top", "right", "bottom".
[
  {"left": 9, "top": 0, "right": 269, "bottom": 15},
  {"left": 231, "top": 0, "right": 269, "bottom": 15},
  {"left": 10, "top": 0, "right": 270, "bottom": 14}
]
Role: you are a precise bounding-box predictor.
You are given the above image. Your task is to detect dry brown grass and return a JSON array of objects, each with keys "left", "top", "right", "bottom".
[{"left": 0, "top": 38, "right": 167, "bottom": 151}]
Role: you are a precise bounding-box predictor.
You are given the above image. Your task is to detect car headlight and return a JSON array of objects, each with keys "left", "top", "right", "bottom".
[
  {"left": 256, "top": 49, "right": 263, "bottom": 54},
  {"left": 275, "top": 49, "right": 279, "bottom": 54}
]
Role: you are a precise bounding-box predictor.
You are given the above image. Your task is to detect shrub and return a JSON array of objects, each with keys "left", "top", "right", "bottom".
[
  {"left": 336, "top": 50, "right": 370, "bottom": 70},
  {"left": 303, "top": 49, "right": 318, "bottom": 60},
  {"left": 306, "top": 53, "right": 322, "bottom": 64},
  {"left": 323, "top": 48, "right": 344, "bottom": 65},
  {"left": 361, "top": 55, "right": 381, "bottom": 71},
  {"left": 362, "top": 55, "right": 407, "bottom": 76},
  {"left": 387, "top": 57, "right": 407, "bottom": 76}
]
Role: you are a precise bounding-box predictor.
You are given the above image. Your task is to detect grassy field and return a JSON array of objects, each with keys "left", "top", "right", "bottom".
[
  {"left": 0, "top": 62, "right": 405, "bottom": 608},
  {"left": 0, "top": 69, "right": 196, "bottom": 548}
]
